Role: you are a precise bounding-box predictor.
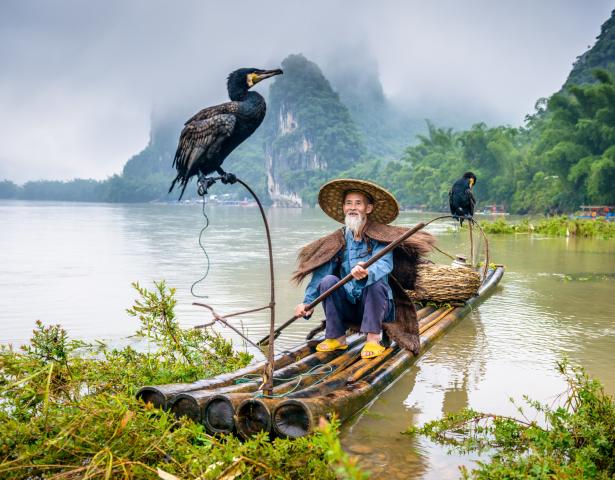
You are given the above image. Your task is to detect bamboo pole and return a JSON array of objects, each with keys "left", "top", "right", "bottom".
[
  {"left": 418, "top": 307, "right": 455, "bottom": 333},
  {"left": 235, "top": 398, "right": 282, "bottom": 438}
]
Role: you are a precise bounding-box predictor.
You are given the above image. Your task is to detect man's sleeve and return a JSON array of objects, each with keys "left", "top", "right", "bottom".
[
  {"left": 365, "top": 241, "right": 393, "bottom": 286},
  {"left": 303, "top": 260, "right": 334, "bottom": 305}
]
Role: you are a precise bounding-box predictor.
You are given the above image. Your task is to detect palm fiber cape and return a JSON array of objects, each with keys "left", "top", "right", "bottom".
[{"left": 292, "top": 221, "right": 436, "bottom": 355}]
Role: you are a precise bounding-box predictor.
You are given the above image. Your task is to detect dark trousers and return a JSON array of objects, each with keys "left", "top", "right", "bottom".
[{"left": 318, "top": 274, "right": 390, "bottom": 338}]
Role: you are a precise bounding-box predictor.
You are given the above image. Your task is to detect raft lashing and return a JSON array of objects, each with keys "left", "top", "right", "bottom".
[{"left": 137, "top": 266, "right": 505, "bottom": 438}]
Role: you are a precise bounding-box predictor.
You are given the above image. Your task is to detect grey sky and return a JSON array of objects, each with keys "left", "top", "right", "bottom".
[{"left": 0, "top": 0, "right": 613, "bottom": 182}]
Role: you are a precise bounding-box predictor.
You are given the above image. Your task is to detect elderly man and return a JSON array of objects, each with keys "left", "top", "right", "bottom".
[{"left": 293, "top": 179, "right": 435, "bottom": 359}]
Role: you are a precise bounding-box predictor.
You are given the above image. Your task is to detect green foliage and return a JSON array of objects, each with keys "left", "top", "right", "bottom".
[
  {"left": 381, "top": 69, "right": 615, "bottom": 214},
  {"left": 479, "top": 217, "right": 615, "bottom": 239},
  {"left": 408, "top": 360, "right": 615, "bottom": 479},
  {"left": 127, "top": 281, "right": 251, "bottom": 381},
  {"left": 478, "top": 219, "right": 520, "bottom": 234},
  {"left": 0, "top": 281, "right": 362, "bottom": 479}
]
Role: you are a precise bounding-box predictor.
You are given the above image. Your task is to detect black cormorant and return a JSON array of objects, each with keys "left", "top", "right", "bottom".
[
  {"left": 169, "top": 67, "right": 283, "bottom": 199},
  {"left": 449, "top": 171, "right": 477, "bottom": 225}
]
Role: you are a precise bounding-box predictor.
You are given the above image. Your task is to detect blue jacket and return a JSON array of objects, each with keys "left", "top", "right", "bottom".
[{"left": 303, "top": 228, "right": 394, "bottom": 318}]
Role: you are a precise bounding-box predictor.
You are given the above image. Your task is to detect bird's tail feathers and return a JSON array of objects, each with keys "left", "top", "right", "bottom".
[
  {"left": 168, "top": 176, "right": 178, "bottom": 194},
  {"left": 177, "top": 181, "right": 189, "bottom": 201},
  {"left": 168, "top": 174, "right": 189, "bottom": 201}
]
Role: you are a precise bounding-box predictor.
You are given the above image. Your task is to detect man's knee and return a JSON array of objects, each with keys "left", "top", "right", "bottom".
[
  {"left": 318, "top": 275, "right": 340, "bottom": 292},
  {"left": 364, "top": 278, "right": 388, "bottom": 296}
]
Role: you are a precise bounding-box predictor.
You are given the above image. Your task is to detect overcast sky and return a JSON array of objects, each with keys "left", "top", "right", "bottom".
[{"left": 1, "top": 0, "right": 613, "bottom": 183}]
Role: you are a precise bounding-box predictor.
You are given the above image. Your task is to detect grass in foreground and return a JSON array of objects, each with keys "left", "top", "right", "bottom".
[
  {"left": 0, "top": 281, "right": 366, "bottom": 479},
  {"left": 408, "top": 360, "right": 615, "bottom": 479},
  {"left": 478, "top": 217, "right": 615, "bottom": 239}
]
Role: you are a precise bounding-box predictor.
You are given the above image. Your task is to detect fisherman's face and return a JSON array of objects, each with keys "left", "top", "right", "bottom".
[{"left": 343, "top": 192, "right": 373, "bottom": 222}]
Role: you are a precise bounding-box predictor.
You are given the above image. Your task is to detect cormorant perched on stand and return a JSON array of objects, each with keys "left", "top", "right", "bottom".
[
  {"left": 449, "top": 171, "right": 477, "bottom": 225},
  {"left": 169, "top": 67, "right": 283, "bottom": 199}
]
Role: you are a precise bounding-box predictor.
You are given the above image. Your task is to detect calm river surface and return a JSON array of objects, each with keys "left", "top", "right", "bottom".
[{"left": 1, "top": 200, "right": 614, "bottom": 478}]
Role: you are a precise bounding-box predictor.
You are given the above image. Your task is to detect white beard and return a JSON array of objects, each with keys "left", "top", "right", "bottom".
[{"left": 345, "top": 213, "right": 366, "bottom": 237}]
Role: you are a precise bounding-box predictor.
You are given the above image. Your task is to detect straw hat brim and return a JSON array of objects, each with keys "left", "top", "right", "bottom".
[{"left": 318, "top": 179, "right": 400, "bottom": 224}]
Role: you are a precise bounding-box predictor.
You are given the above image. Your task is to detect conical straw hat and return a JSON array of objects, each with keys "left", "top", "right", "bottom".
[{"left": 318, "top": 178, "right": 399, "bottom": 224}]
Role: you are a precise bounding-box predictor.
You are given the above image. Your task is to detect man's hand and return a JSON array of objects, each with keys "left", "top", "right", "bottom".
[
  {"left": 351, "top": 262, "right": 369, "bottom": 280},
  {"left": 295, "top": 303, "right": 314, "bottom": 318}
]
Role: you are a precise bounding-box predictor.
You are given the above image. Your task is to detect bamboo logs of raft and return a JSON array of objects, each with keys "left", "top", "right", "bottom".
[
  {"left": 137, "top": 339, "right": 327, "bottom": 409},
  {"left": 137, "top": 267, "right": 504, "bottom": 438}
]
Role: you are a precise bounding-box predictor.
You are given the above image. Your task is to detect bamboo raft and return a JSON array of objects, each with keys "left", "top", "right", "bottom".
[{"left": 137, "top": 266, "right": 504, "bottom": 438}]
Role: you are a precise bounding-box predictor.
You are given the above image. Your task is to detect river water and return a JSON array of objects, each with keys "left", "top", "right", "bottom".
[{"left": 1, "top": 200, "right": 614, "bottom": 478}]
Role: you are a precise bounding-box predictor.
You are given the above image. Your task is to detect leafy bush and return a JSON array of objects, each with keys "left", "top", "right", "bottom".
[
  {"left": 0, "top": 281, "right": 364, "bottom": 479},
  {"left": 479, "top": 217, "right": 615, "bottom": 239}
]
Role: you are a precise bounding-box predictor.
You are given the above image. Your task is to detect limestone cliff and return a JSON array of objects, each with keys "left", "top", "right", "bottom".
[{"left": 263, "top": 54, "right": 366, "bottom": 206}]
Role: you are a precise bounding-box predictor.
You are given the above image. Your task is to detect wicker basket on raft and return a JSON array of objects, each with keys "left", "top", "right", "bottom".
[{"left": 407, "top": 263, "right": 481, "bottom": 303}]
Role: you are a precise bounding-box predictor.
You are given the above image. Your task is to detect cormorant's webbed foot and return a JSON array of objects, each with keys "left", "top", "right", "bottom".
[
  {"left": 220, "top": 172, "right": 237, "bottom": 185},
  {"left": 197, "top": 175, "right": 218, "bottom": 196}
]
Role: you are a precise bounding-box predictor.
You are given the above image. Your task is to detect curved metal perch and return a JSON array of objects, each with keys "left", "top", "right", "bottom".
[{"left": 192, "top": 175, "right": 276, "bottom": 395}]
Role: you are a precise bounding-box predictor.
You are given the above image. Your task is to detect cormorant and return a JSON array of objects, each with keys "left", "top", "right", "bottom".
[
  {"left": 169, "top": 67, "right": 283, "bottom": 199},
  {"left": 449, "top": 171, "right": 477, "bottom": 225}
]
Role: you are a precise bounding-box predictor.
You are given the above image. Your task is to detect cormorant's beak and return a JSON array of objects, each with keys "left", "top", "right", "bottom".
[{"left": 253, "top": 69, "right": 283, "bottom": 85}]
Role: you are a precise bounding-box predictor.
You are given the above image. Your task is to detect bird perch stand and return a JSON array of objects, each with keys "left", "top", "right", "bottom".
[{"left": 195, "top": 175, "right": 277, "bottom": 396}]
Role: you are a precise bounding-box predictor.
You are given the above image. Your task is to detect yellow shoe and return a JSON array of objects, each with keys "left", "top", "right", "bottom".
[
  {"left": 316, "top": 338, "right": 348, "bottom": 352},
  {"left": 361, "top": 341, "right": 385, "bottom": 359}
]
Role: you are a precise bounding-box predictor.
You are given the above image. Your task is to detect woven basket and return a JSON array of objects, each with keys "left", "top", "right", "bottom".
[{"left": 407, "top": 264, "right": 481, "bottom": 303}]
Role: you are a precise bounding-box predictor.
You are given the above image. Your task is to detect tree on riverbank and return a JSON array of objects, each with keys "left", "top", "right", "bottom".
[{"left": 381, "top": 68, "right": 615, "bottom": 213}]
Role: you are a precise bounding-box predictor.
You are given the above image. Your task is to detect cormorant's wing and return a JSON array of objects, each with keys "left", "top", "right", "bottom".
[
  {"left": 172, "top": 114, "right": 237, "bottom": 178},
  {"left": 184, "top": 101, "right": 240, "bottom": 125}
]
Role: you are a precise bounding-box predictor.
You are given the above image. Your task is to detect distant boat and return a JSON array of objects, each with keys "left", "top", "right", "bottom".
[
  {"left": 477, "top": 204, "right": 509, "bottom": 215},
  {"left": 575, "top": 205, "right": 615, "bottom": 221}
]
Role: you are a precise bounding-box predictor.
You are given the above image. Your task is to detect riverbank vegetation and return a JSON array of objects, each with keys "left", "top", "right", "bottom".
[
  {"left": 478, "top": 217, "right": 615, "bottom": 239},
  {"left": 383, "top": 67, "right": 615, "bottom": 213},
  {"left": 0, "top": 281, "right": 365, "bottom": 479},
  {"left": 409, "top": 361, "right": 615, "bottom": 479}
]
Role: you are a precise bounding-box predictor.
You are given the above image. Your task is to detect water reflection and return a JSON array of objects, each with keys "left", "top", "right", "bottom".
[{"left": 342, "top": 367, "right": 429, "bottom": 479}]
